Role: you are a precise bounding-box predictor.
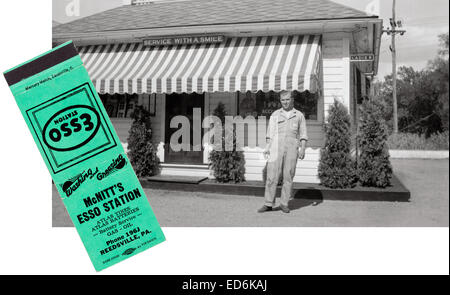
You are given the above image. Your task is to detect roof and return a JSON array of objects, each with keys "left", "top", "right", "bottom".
[{"left": 53, "top": 0, "right": 374, "bottom": 35}]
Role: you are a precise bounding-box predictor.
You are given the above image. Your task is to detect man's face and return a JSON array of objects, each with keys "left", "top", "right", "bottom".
[{"left": 280, "top": 93, "right": 292, "bottom": 110}]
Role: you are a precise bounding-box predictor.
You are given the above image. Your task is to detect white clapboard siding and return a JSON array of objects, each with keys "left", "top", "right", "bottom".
[
  {"left": 323, "top": 73, "right": 344, "bottom": 82},
  {"left": 293, "top": 175, "right": 320, "bottom": 183},
  {"left": 322, "top": 59, "right": 344, "bottom": 68},
  {"left": 244, "top": 173, "right": 320, "bottom": 183},
  {"left": 160, "top": 167, "right": 210, "bottom": 177},
  {"left": 243, "top": 151, "right": 321, "bottom": 162},
  {"left": 241, "top": 147, "right": 321, "bottom": 183},
  {"left": 322, "top": 35, "right": 346, "bottom": 121},
  {"left": 324, "top": 81, "right": 345, "bottom": 90},
  {"left": 245, "top": 159, "right": 319, "bottom": 169},
  {"left": 245, "top": 166, "right": 319, "bottom": 176}
]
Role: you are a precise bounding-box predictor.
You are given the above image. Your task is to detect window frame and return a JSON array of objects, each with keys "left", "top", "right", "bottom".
[{"left": 237, "top": 90, "right": 321, "bottom": 122}]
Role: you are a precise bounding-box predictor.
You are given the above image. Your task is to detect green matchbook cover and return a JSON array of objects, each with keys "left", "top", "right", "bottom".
[{"left": 3, "top": 41, "right": 165, "bottom": 271}]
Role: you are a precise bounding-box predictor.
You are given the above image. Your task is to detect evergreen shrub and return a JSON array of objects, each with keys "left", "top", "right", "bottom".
[{"left": 127, "top": 105, "right": 159, "bottom": 177}]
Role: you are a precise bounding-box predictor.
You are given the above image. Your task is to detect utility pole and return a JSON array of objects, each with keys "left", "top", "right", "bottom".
[{"left": 383, "top": 0, "right": 406, "bottom": 134}]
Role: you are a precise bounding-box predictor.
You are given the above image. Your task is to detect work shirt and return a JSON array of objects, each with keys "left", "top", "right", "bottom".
[
  {"left": 264, "top": 108, "right": 308, "bottom": 203},
  {"left": 281, "top": 109, "right": 292, "bottom": 119},
  {"left": 266, "top": 108, "right": 308, "bottom": 150}
]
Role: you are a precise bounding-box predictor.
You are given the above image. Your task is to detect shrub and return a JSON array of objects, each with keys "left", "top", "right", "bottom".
[
  {"left": 387, "top": 131, "right": 449, "bottom": 150},
  {"left": 357, "top": 99, "right": 393, "bottom": 188},
  {"left": 127, "top": 105, "right": 159, "bottom": 177},
  {"left": 208, "top": 102, "right": 246, "bottom": 183},
  {"left": 318, "top": 100, "right": 357, "bottom": 188}
]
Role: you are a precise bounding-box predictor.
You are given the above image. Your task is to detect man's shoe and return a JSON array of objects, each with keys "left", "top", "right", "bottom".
[
  {"left": 257, "top": 205, "right": 272, "bottom": 213},
  {"left": 279, "top": 204, "right": 290, "bottom": 213}
]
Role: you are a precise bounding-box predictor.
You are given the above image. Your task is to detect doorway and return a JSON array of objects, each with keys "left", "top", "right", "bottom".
[{"left": 164, "top": 92, "right": 204, "bottom": 164}]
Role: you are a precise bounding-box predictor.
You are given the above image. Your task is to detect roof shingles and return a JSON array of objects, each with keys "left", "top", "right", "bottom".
[{"left": 54, "top": 0, "right": 372, "bottom": 35}]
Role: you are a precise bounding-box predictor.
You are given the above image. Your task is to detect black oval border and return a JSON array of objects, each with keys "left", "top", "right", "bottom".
[{"left": 42, "top": 105, "right": 101, "bottom": 152}]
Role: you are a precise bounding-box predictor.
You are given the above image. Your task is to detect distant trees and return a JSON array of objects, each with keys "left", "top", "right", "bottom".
[
  {"left": 430, "top": 33, "right": 449, "bottom": 132},
  {"left": 375, "top": 32, "right": 449, "bottom": 136}
]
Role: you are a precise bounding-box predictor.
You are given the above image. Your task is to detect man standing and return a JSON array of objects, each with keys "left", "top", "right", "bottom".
[{"left": 258, "top": 90, "right": 308, "bottom": 213}]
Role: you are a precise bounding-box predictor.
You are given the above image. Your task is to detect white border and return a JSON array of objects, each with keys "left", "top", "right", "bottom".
[{"left": 0, "top": 0, "right": 448, "bottom": 275}]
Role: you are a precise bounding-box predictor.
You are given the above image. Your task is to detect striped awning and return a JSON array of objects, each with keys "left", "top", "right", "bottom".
[{"left": 78, "top": 35, "right": 321, "bottom": 94}]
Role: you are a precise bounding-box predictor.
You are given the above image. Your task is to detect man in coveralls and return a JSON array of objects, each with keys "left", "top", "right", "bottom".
[{"left": 258, "top": 90, "right": 308, "bottom": 213}]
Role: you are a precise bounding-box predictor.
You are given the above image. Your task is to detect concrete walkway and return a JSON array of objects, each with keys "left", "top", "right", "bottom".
[{"left": 52, "top": 159, "right": 449, "bottom": 227}]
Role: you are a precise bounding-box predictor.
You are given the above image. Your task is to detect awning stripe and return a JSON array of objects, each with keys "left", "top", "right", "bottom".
[
  {"left": 291, "top": 36, "right": 308, "bottom": 90},
  {"left": 113, "top": 43, "right": 140, "bottom": 93},
  {"left": 92, "top": 44, "right": 117, "bottom": 81},
  {"left": 114, "top": 44, "right": 140, "bottom": 93},
  {"left": 141, "top": 45, "right": 168, "bottom": 93},
  {"left": 181, "top": 44, "right": 205, "bottom": 93},
  {"left": 234, "top": 37, "right": 257, "bottom": 92},
  {"left": 244, "top": 36, "right": 266, "bottom": 90},
  {"left": 84, "top": 45, "right": 104, "bottom": 78},
  {"left": 190, "top": 43, "right": 215, "bottom": 92},
  {"left": 212, "top": 38, "right": 238, "bottom": 92},
  {"left": 200, "top": 40, "right": 226, "bottom": 92},
  {"left": 78, "top": 35, "right": 321, "bottom": 94},
  {"left": 304, "top": 35, "right": 321, "bottom": 91},
  {"left": 124, "top": 45, "right": 149, "bottom": 89},
  {"left": 104, "top": 43, "right": 130, "bottom": 92},
  {"left": 173, "top": 44, "right": 196, "bottom": 92},
  {"left": 286, "top": 36, "right": 304, "bottom": 85}
]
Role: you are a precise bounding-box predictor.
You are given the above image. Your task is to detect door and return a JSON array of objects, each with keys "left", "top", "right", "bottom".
[{"left": 165, "top": 93, "right": 204, "bottom": 164}]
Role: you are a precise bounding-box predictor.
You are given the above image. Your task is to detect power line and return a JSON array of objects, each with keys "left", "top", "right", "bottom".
[{"left": 399, "top": 112, "right": 438, "bottom": 132}]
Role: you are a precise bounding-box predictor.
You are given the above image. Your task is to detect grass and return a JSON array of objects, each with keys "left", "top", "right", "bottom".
[{"left": 387, "top": 131, "right": 449, "bottom": 150}]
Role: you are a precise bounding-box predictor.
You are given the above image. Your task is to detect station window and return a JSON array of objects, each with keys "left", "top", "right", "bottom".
[
  {"left": 99, "top": 93, "right": 138, "bottom": 118},
  {"left": 237, "top": 90, "right": 318, "bottom": 120}
]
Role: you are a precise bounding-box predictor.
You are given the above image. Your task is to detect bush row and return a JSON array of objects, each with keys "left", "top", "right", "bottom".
[
  {"left": 319, "top": 99, "right": 393, "bottom": 188},
  {"left": 127, "top": 98, "right": 422, "bottom": 188}
]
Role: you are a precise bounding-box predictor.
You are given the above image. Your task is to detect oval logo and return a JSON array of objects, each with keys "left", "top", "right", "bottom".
[{"left": 42, "top": 105, "right": 101, "bottom": 152}]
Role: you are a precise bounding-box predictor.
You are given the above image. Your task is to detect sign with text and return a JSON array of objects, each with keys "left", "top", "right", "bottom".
[
  {"left": 350, "top": 53, "right": 375, "bottom": 62},
  {"left": 143, "top": 35, "right": 225, "bottom": 46}
]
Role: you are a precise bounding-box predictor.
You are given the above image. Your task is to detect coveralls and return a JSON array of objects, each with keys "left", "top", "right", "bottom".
[{"left": 264, "top": 108, "right": 308, "bottom": 207}]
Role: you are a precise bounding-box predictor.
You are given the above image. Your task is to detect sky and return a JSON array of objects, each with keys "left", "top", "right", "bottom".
[{"left": 52, "top": 0, "right": 449, "bottom": 79}]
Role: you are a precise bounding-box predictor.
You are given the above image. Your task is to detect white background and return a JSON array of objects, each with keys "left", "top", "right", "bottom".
[{"left": 0, "top": 0, "right": 448, "bottom": 275}]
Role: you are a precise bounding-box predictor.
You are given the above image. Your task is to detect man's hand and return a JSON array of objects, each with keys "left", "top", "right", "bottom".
[
  {"left": 298, "top": 147, "right": 305, "bottom": 160},
  {"left": 263, "top": 148, "right": 270, "bottom": 159}
]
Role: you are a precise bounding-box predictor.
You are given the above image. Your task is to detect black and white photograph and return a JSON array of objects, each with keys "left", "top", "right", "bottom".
[
  {"left": 51, "top": 0, "right": 448, "bottom": 227},
  {"left": 0, "top": 0, "right": 448, "bottom": 276}
]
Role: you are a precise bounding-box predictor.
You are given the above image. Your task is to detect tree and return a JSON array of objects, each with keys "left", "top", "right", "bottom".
[
  {"left": 127, "top": 105, "right": 159, "bottom": 177},
  {"left": 375, "top": 32, "right": 449, "bottom": 136},
  {"left": 357, "top": 99, "right": 393, "bottom": 188},
  {"left": 437, "top": 32, "right": 449, "bottom": 57},
  {"left": 318, "top": 100, "right": 356, "bottom": 188},
  {"left": 208, "top": 102, "right": 246, "bottom": 183},
  {"left": 429, "top": 33, "right": 449, "bottom": 131}
]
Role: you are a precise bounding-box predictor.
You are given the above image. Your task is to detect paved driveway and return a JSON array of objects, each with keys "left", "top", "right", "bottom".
[{"left": 52, "top": 159, "right": 449, "bottom": 227}]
